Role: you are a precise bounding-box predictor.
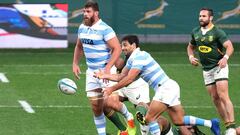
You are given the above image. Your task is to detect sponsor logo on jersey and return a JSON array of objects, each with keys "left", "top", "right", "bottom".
[
  {"left": 198, "top": 45, "right": 212, "bottom": 53},
  {"left": 81, "top": 38, "right": 93, "bottom": 45},
  {"left": 201, "top": 37, "right": 206, "bottom": 41},
  {"left": 208, "top": 36, "right": 213, "bottom": 42},
  {"left": 194, "top": 36, "right": 199, "bottom": 41}
]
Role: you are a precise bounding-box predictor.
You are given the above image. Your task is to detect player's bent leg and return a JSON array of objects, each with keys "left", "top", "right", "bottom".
[
  {"left": 118, "top": 103, "right": 136, "bottom": 135},
  {"left": 104, "top": 93, "right": 122, "bottom": 111},
  {"left": 145, "top": 100, "right": 167, "bottom": 123},
  {"left": 145, "top": 100, "right": 167, "bottom": 135},
  {"left": 168, "top": 105, "right": 221, "bottom": 135},
  {"left": 104, "top": 108, "right": 127, "bottom": 133},
  {"left": 167, "top": 105, "right": 185, "bottom": 126},
  {"left": 136, "top": 102, "right": 175, "bottom": 135},
  {"left": 104, "top": 93, "right": 136, "bottom": 135}
]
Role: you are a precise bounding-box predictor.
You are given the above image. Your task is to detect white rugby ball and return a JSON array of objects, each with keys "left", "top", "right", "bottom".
[{"left": 57, "top": 78, "right": 77, "bottom": 95}]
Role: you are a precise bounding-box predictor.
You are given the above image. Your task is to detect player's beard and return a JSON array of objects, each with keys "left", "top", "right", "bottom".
[
  {"left": 199, "top": 20, "right": 210, "bottom": 27},
  {"left": 83, "top": 17, "right": 94, "bottom": 26}
]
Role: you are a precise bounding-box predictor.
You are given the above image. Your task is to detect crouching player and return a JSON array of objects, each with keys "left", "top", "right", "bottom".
[
  {"left": 95, "top": 35, "right": 221, "bottom": 135},
  {"left": 102, "top": 55, "right": 150, "bottom": 135}
]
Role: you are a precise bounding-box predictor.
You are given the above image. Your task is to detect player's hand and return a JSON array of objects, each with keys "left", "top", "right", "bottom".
[
  {"left": 103, "top": 66, "right": 111, "bottom": 83},
  {"left": 218, "top": 57, "right": 228, "bottom": 68},
  {"left": 93, "top": 70, "right": 106, "bottom": 79},
  {"left": 189, "top": 55, "right": 199, "bottom": 66},
  {"left": 102, "top": 87, "right": 113, "bottom": 97},
  {"left": 72, "top": 63, "right": 81, "bottom": 79}
]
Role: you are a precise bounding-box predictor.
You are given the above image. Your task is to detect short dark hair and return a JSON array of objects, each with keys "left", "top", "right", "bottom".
[
  {"left": 84, "top": 1, "right": 99, "bottom": 11},
  {"left": 122, "top": 35, "right": 139, "bottom": 47},
  {"left": 200, "top": 7, "right": 214, "bottom": 16}
]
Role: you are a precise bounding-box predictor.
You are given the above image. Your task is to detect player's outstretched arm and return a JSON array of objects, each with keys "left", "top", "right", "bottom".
[
  {"left": 94, "top": 67, "right": 129, "bottom": 81},
  {"left": 72, "top": 39, "right": 84, "bottom": 79}
]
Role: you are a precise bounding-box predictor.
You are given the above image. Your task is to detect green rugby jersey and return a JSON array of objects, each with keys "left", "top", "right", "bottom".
[{"left": 190, "top": 25, "right": 228, "bottom": 71}]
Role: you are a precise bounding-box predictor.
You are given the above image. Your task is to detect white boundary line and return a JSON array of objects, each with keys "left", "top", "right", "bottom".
[
  {"left": 1, "top": 105, "right": 240, "bottom": 109},
  {"left": 1, "top": 64, "right": 76, "bottom": 67},
  {"left": 18, "top": 100, "right": 35, "bottom": 113},
  {"left": 0, "top": 73, "right": 9, "bottom": 83}
]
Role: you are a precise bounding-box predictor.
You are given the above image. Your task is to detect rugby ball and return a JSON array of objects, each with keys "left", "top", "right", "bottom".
[{"left": 57, "top": 78, "right": 77, "bottom": 95}]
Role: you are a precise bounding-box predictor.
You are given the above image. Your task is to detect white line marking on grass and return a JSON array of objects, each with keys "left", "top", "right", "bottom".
[
  {"left": 1, "top": 64, "right": 73, "bottom": 67},
  {"left": 0, "top": 105, "right": 240, "bottom": 109},
  {"left": 3, "top": 64, "right": 240, "bottom": 75},
  {"left": 18, "top": 100, "right": 35, "bottom": 113},
  {"left": 13, "top": 72, "right": 75, "bottom": 75},
  {"left": 0, "top": 73, "right": 9, "bottom": 83}
]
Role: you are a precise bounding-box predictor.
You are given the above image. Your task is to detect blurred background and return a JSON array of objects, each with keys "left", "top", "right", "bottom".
[{"left": 1, "top": 0, "right": 240, "bottom": 48}]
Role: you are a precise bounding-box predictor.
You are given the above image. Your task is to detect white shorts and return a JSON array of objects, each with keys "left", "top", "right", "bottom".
[
  {"left": 118, "top": 78, "right": 150, "bottom": 105},
  {"left": 153, "top": 79, "right": 181, "bottom": 107},
  {"left": 85, "top": 67, "right": 117, "bottom": 97},
  {"left": 203, "top": 65, "right": 228, "bottom": 85}
]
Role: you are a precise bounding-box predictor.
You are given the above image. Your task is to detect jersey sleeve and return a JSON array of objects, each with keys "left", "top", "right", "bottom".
[
  {"left": 216, "top": 29, "right": 229, "bottom": 44},
  {"left": 77, "top": 24, "right": 83, "bottom": 39},
  {"left": 190, "top": 32, "right": 197, "bottom": 45},
  {"left": 125, "top": 58, "right": 132, "bottom": 69},
  {"left": 103, "top": 27, "right": 116, "bottom": 41},
  {"left": 127, "top": 55, "right": 144, "bottom": 70}
]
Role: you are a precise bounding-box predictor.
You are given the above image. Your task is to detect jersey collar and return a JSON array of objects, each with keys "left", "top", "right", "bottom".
[
  {"left": 201, "top": 24, "right": 214, "bottom": 35},
  {"left": 91, "top": 19, "right": 102, "bottom": 29},
  {"left": 129, "top": 48, "right": 140, "bottom": 60}
]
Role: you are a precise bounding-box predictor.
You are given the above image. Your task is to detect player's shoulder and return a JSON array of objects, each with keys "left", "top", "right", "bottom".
[
  {"left": 134, "top": 50, "right": 150, "bottom": 61},
  {"left": 212, "top": 25, "right": 226, "bottom": 33},
  {"left": 79, "top": 23, "right": 86, "bottom": 28},
  {"left": 78, "top": 23, "right": 87, "bottom": 33},
  {"left": 98, "top": 19, "right": 112, "bottom": 29},
  {"left": 192, "top": 26, "right": 201, "bottom": 33}
]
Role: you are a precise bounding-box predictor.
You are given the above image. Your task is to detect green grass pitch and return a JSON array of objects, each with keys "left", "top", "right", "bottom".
[{"left": 0, "top": 44, "right": 239, "bottom": 135}]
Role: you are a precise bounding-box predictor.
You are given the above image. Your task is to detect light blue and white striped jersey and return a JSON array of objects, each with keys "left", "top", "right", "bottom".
[
  {"left": 78, "top": 19, "right": 116, "bottom": 70},
  {"left": 126, "top": 48, "right": 170, "bottom": 90}
]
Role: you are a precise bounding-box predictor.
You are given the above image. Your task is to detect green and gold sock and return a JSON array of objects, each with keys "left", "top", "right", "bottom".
[{"left": 106, "top": 110, "right": 127, "bottom": 131}]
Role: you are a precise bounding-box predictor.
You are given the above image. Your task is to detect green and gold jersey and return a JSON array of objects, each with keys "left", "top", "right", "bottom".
[{"left": 190, "top": 25, "right": 228, "bottom": 71}]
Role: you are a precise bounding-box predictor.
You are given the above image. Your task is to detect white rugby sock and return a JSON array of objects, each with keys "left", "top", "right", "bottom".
[
  {"left": 119, "top": 103, "right": 132, "bottom": 120},
  {"left": 94, "top": 113, "right": 106, "bottom": 135}
]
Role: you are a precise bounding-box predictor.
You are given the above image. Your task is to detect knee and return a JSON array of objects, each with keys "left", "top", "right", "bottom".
[
  {"left": 104, "top": 96, "right": 121, "bottom": 110},
  {"left": 218, "top": 93, "right": 230, "bottom": 103},
  {"left": 172, "top": 119, "right": 184, "bottom": 126},
  {"left": 173, "top": 121, "right": 184, "bottom": 126},
  {"left": 211, "top": 95, "right": 220, "bottom": 103},
  {"left": 91, "top": 104, "right": 103, "bottom": 115}
]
